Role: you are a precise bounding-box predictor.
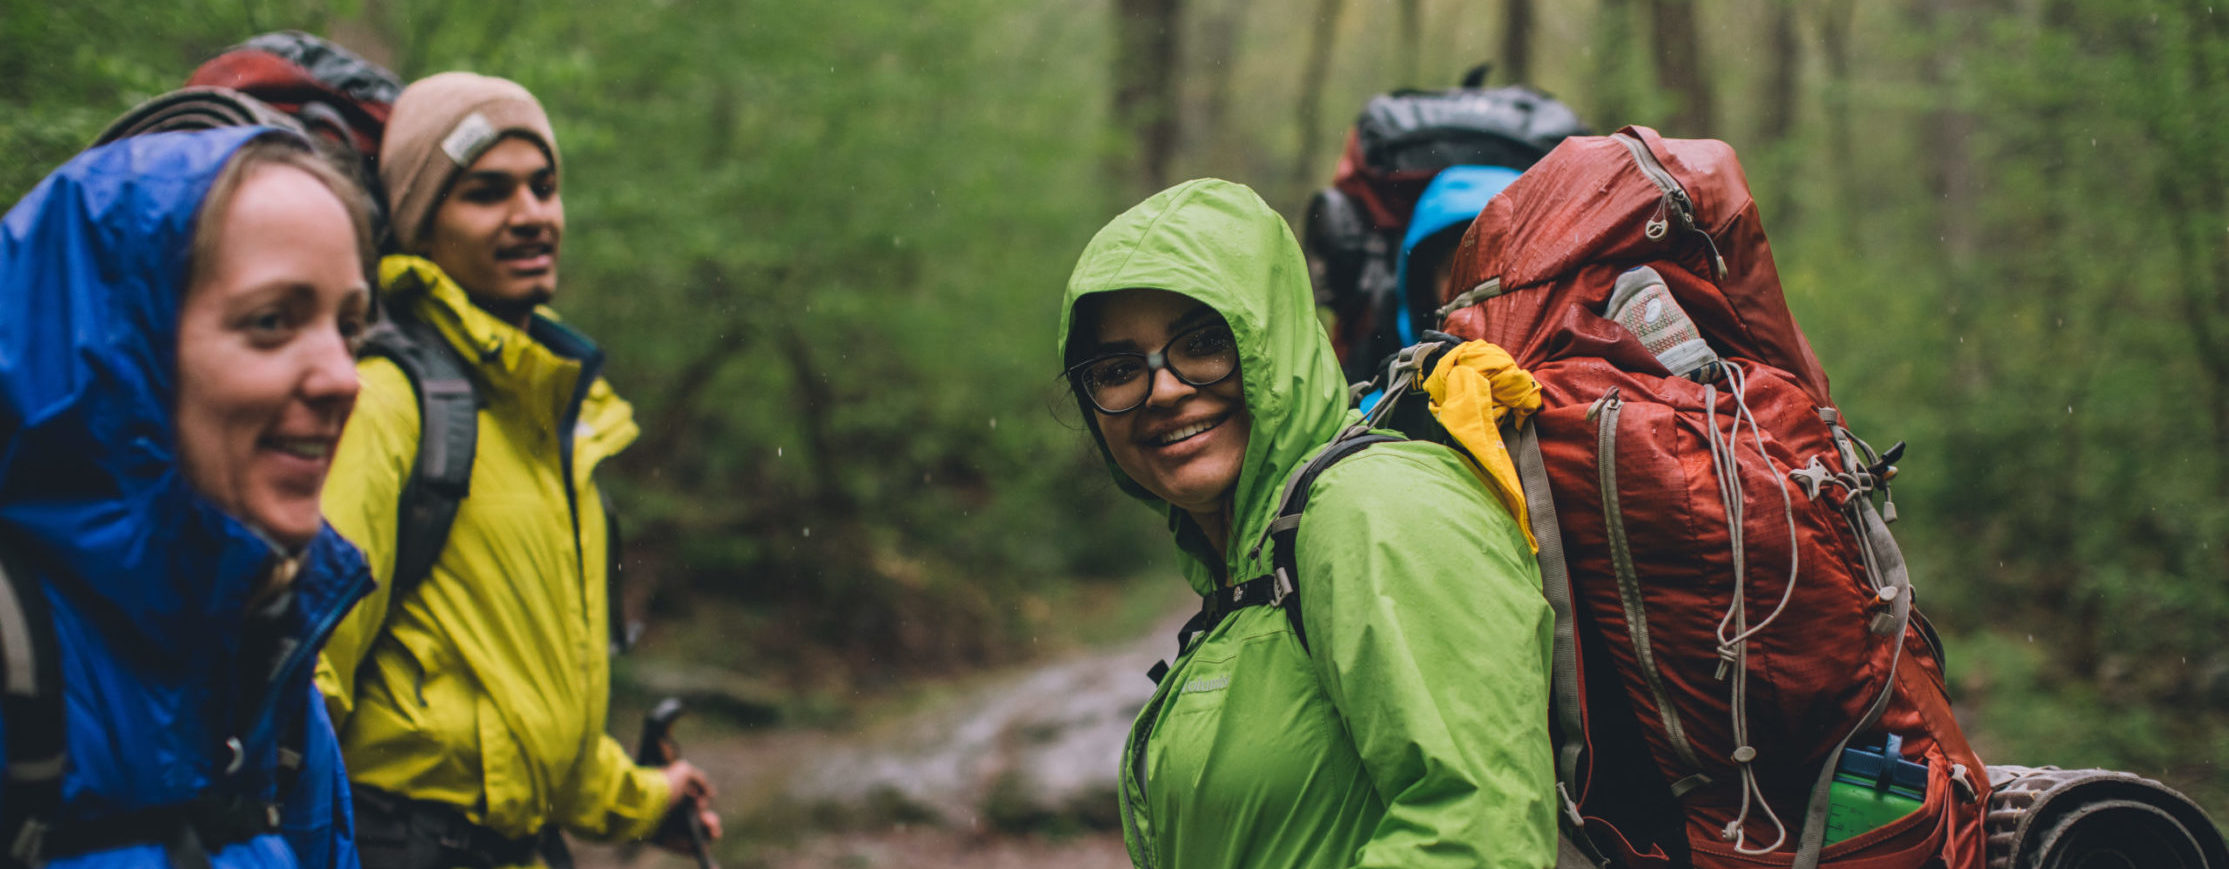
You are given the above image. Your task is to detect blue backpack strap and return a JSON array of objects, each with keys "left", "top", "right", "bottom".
[
  {"left": 0, "top": 542, "right": 64, "bottom": 867},
  {"left": 357, "top": 315, "right": 477, "bottom": 606}
]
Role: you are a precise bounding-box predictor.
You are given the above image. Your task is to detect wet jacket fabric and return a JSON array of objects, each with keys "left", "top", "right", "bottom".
[
  {"left": 1059, "top": 179, "right": 1557, "bottom": 869},
  {"left": 313, "top": 255, "right": 664, "bottom": 849},
  {"left": 0, "top": 128, "right": 368, "bottom": 869},
  {"left": 1395, "top": 165, "right": 1523, "bottom": 345}
]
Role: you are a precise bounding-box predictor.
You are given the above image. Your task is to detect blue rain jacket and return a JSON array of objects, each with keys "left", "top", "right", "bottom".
[
  {"left": 1393, "top": 165, "right": 1523, "bottom": 345},
  {"left": 0, "top": 128, "right": 371, "bottom": 869}
]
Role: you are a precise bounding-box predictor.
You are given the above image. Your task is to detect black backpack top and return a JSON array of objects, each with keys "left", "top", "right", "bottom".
[{"left": 1309, "top": 64, "right": 1588, "bottom": 384}]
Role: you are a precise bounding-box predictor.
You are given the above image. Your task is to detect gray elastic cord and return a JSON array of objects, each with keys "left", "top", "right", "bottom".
[{"left": 1704, "top": 362, "right": 1799, "bottom": 854}]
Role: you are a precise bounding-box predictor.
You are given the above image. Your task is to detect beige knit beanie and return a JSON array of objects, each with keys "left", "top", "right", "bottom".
[{"left": 379, "top": 72, "right": 559, "bottom": 249}]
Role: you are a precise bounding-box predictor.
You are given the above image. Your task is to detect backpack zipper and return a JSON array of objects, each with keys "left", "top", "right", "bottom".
[
  {"left": 1613, "top": 131, "right": 1728, "bottom": 281},
  {"left": 1590, "top": 389, "right": 1708, "bottom": 780}
]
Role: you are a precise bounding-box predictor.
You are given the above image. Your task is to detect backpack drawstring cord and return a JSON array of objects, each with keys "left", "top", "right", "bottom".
[{"left": 1705, "top": 361, "right": 1800, "bottom": 855}]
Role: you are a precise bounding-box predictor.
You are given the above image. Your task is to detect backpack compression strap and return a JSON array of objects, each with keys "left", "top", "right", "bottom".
[
  {"left": 358, "top": 316, "right": 477, "bottom": 604},
  {"left": 0, "top": 546, "right": 65, "bottom": 866}
]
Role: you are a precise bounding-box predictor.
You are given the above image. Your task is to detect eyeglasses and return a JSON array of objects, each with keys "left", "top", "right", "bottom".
[{"left": 1066, "top": 322, "right": 1240, "bottom": 415}]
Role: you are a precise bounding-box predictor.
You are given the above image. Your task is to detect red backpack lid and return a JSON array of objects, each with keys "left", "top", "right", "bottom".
[
  {"left": 1444, "top": 126, "right": 1834, "bottom": 406},
  {"left": 186, "top": 32, "right": 398, "bottom": 159}
]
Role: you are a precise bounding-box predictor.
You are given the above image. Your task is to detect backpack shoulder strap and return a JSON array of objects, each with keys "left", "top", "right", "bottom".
[
  {"left": 0, "top": 543, "right": 65, "bottom": 865},
  {"left": 357, "top": 316, "right": 477, "bottom": 605},
  {"left": 1260, "top": 431, "right": 1403, "bottom": 653},
  {"left": 1153, "top": 431, "right": 1400, "bottom": 679},
  {"left": 603, "top": 487, "right": 635, "bottom": 656},
  {"left": 1513, "top": 419, "right": 1614, "bottom": 867}
]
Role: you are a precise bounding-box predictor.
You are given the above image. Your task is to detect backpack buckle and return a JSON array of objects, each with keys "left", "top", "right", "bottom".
[
  {"left": 11, "top": 818, "right": 47, "bottom": 867},
  {"left": 1268, "top": 566, "right": 1296, "bottom": 608},
  {"left": 1390, "top": 343, "right": 1433, "bottom": 378}
]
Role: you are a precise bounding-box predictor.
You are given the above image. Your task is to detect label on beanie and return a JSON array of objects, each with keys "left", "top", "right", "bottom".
[{"left": 441, "top": 112, "right": 498, "bottom": 167}]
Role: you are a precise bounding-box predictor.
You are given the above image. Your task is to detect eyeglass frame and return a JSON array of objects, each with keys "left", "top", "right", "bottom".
[{"left": 1064, "top": 321, "right": 1241, "bottom": 415}]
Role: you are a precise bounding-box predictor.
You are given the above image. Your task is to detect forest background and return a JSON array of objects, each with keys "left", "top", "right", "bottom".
[{"left": 6, "top": 0, "right": 2229, "bottom": 833}]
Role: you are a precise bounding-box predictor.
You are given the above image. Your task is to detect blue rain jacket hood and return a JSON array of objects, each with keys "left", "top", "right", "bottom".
[
  {"left": 1394, "top": 165, "right": 1522, "bottom": 344},
  {"left": 0, "top": 128, "right": 367, "bottom": 869}
]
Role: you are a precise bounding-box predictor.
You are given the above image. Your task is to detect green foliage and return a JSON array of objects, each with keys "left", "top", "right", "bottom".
[
  {"left": 429, "top": 0, "right": 1175, "bottom": 679},
  {"left": 0, "top": 1, "right": 336, "bottom": 197}
]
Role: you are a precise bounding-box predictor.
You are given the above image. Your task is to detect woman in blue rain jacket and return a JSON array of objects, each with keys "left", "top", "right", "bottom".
[{"left": 0, "top": 127, "right": 377, "bottom": 869}]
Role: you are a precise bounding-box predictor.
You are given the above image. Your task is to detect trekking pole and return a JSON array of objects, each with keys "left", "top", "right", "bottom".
[{"left": 635, "top": 697, "right": 718, "bottom": 869}]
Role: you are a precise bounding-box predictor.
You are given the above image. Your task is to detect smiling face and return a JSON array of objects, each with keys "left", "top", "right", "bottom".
[
  {"left": 421, "top": 135, "right": 562, "bottom": 327},
  {"left": 176, "top": 162, "right": 369, "bottom": 550},
  {"left": 1078, "top": 288, "right": 1253, "bottom": 520}
]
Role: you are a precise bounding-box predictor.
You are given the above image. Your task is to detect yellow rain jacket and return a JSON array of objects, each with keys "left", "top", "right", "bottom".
[{"left": 315, "top": 256, "right": 668, "bottom": 847}]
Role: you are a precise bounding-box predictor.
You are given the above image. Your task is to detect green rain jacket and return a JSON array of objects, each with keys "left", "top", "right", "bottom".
[{"left": 1059, "top": 180, "right": 1558, "bottom": 869}]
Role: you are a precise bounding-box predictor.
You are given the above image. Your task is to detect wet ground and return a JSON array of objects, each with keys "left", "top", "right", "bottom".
[{"left": 572, "top": 617, "right": 1174, "bottom": 869}]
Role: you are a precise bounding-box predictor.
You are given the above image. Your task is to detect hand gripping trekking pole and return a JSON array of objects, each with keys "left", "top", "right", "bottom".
[{"left": 635, "top": 697, "right": 718, "bottom": 869}]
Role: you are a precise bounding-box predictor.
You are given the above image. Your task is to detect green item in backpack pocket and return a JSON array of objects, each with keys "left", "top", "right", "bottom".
[{"left": 1824, "top": 734, "right": 1928, "bottom": 845}]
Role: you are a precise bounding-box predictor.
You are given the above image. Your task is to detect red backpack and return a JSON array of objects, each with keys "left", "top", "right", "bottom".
[
  {"left": 1426, "top": 127, "right": 1990, "bottom": 868},
  {"left": 95, "top": 31, "right": 403, "bottom": 243}
]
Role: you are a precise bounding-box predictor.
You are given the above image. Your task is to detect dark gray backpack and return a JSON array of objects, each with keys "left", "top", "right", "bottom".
[{"left": 359, "top": 315, "right": 634, "bottom": 654}]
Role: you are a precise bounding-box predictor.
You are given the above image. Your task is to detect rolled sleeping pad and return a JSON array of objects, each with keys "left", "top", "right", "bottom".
[
  {"left": 93, "top": 84, "right": 392, "bottom": 257},
  {"left": 1985, "top": 765, "right": 2229, "bottom": 868},
  {"left": 94, "top": 86, "right": 307, "bottom": 145}
]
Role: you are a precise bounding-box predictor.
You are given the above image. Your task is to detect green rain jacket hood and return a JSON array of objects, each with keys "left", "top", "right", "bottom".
[
  {"left": 1062, "top": 180, "right": 1558, "bottom": 869},
  {"left": 1059, "top": 179, "right": 1354, "bottom": 592}
]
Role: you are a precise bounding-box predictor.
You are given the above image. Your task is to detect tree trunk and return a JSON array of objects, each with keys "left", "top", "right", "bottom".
[
  {"left": 1818, "top": 0, "right": 1857, "bottom": 235},
  {"left": 1113, "top": 0, "right": 1184, "bottom": 198},
  {"left": 1501, "top": 0, "right": 1535, "bottom": 84},
  {"left": 1592, "top": 0, "right": 1638, "bottom": 128},
  {"left": 2159, "top": 0, "right": 2229, "bottom": 503},
  {"left": 327, "top": 0, "right": 399, "bottom": 74},
  {"left": 1397, "top": 0, "right": 1422, "bottom": 87},
  {"left": 1760, "top": 0, "right": 1797, "bottom": 146},
  {"left": 1197, "top": 0, "right": 1249, "bottom": 169},
  {"left": 1646, "top": 0, "right": 1715, "bottom": 137},
  {"left": 1292, "top": 0, "right": 1346, "bottom": 196},
  {"left": 1915, "top": 0, "right": 1978, "bottom": 276},
  {"left": 1757, "top": 0, "right": 1801, "bottom": 227}
]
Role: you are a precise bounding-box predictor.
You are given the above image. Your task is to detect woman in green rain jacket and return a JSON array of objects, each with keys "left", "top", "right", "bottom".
[{"left": 1059, "top": 179, "right": 1558, "bottom": 869}]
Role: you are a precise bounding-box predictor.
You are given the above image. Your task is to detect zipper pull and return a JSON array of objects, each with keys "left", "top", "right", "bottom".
[{"left": 1697, "top": 229, "right": 1729, "bottom": 280}]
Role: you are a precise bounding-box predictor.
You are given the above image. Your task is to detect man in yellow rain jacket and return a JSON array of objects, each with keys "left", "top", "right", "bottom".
[{"left": 316, "top": 72, "right": 719, "bottom": 868}]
